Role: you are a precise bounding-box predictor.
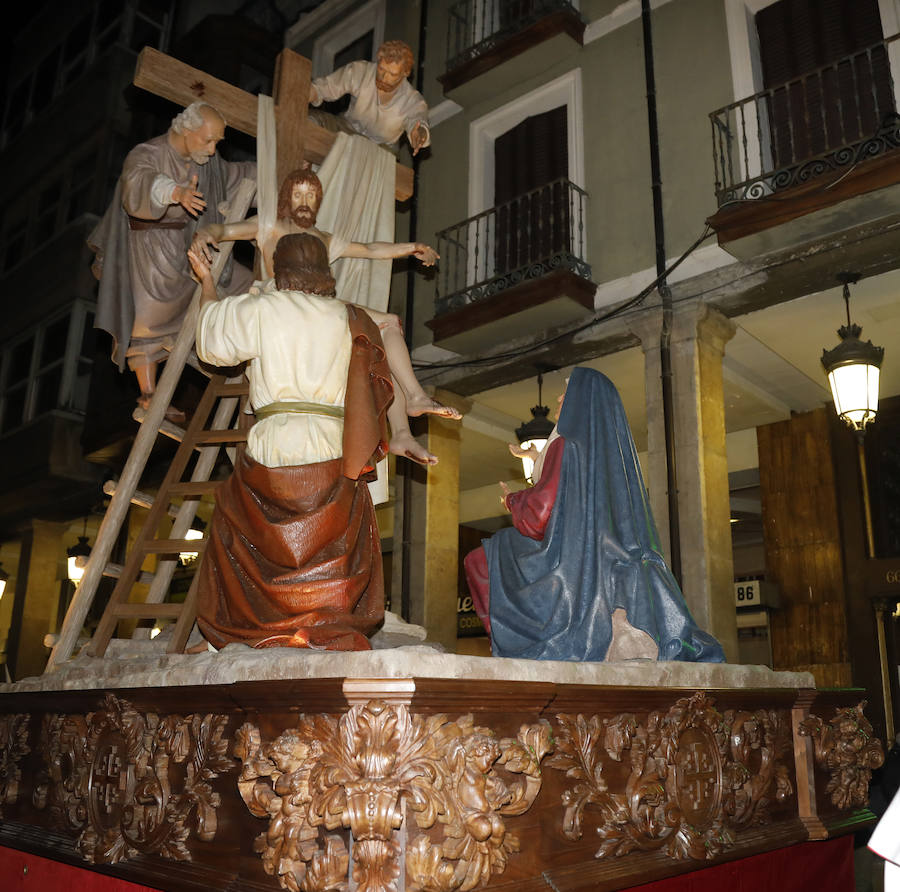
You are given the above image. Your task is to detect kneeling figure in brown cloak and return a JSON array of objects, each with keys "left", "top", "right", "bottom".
[{"left": 188, "top": 233, "right": 393, "bottom": 650}]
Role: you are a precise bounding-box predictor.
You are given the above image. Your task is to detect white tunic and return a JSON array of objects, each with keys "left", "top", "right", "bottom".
[
  {"left": 196, "top": 281, "right": 352, "bottom": 468},
  {"left": 310, "top": 60, "right": 430, "bottom": 148}
]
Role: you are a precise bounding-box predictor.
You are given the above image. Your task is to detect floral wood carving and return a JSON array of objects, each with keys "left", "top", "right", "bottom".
[
  {"left": 547, "top": 692, "right": 794, "bottom": 862},
  {"left": 32, "top": 693, "right": 233, "bottom": 864},
  {"left": 235, "top": 699, "right": 552, "bottom": 892},
  {"left": 799, "top": 701, "right": 884, "bottom": 810},
  {"left": 0, "top": 713, "right": 31, "bottom": 819}
]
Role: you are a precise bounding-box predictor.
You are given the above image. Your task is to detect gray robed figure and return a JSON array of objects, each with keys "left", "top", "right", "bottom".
[{"left": 88, "top": 102, "right": 255, "bottom": 408}]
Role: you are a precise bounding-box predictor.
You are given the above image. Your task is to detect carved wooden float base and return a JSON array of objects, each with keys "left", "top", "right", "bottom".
[{"left": 0, "top": 661, "right": 883, "bottom": 891}]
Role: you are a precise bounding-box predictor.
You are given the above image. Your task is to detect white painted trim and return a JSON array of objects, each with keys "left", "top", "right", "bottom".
[
  {"left": 468, "top": 68, "right": 584, "bottom": 217},
  {"left": 583, "top": 0, "right": 676, "bottom": 45},
  {"left": 592, "top": 243, "right": 737, "bottom": 310},
  {"left": 429, "top": 99, "right": 463, "bottom": 128},
  {"left": 285, "top": 0, "right": 364, "bottom": 48},
  {"left": 309, "top": 0, "right": 386, "bottom": 78}
]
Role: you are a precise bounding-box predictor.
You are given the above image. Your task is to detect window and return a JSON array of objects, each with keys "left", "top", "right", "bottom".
[
  {"left": 494, "top": 105, "right": 569, "bottom": 272},
  {"left": 723, "top": 0, "right": 900, "bottom": 182},
  {"left": 756, "top": 0, "right": 894, "bottom": 167},
  {"left": 310, "top": 0, "right": 386, "bottom": 77},
  {"left": 1, "top": 148, "right": 98, "bottom": 274},
  {"left": 0, "top": 303, "right": 96, "bottom": 436},
  {"left": 1, "top": 0, "right": 173, "bottom": 148}
]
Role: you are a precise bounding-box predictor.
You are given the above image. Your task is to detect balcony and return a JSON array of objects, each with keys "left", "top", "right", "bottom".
[
  {"left": 440, "top": 0, "right": 585, "bottom": 93},
  {"left": 426, "top": 178, "right": 594, "bottom": 353},
  {"left": 707, "top": 34, "right": 900, "bottom": 255}
]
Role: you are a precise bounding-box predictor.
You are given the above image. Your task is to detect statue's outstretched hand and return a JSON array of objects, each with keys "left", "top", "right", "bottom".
[
  {"left": 191, "top": 228, "right": 220, "bottom": 262},
  {"left": 409, "top": 123, "right": 428, "bottom": 156},
  {"left": 172, "top": 175, "right": 206, "bottom": 217},
  {"left": 508, "top": 442, "right": 539, "bottom": 461},
  {"left": 412, "top": 244, "right": 439, "bottom": 266},
  {"left": 499, "top": 480, "right": 512, "bottom": 511},
  {"left": 187, "top": 245, "right": 213, "bottom": 282}
]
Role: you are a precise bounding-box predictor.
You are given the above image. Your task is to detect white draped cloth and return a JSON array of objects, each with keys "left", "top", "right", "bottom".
[{"left": 316, "top": 132, "right": 396, "bottom": 312}]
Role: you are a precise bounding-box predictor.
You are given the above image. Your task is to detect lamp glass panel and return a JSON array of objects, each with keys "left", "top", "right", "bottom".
[
  {"left": 67, "top": 555, "right": 85, "bottom": 583},
  {"left": 179, "top": 527, "right": 204, "bottom": 563},
  {"left": 828, "top": 363, "right": 880, "bottom": 427},
  {"left": 520, "top": 437, "right": 548, "bottom": 484}
]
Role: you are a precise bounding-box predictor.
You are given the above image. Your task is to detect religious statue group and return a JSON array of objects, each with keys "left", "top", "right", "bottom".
[{"left": 88, "top": 40, "right": 723, "bottom": 663}]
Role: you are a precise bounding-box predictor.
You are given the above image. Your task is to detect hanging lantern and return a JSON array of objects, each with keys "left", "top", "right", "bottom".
[
  {"left": 821, "top": 273, "right": 884, "bottom": 434},
  {"left": 0, "top": 562, "right": 8, "bottom": 600},
  {"left": 515, "top": 373, "right": 556, "bottom": 483},
  {"left": 66, "top": 535, "right": 92, "bottom": 584}
]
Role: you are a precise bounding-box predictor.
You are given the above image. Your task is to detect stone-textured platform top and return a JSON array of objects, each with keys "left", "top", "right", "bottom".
[{"left": 2, "top": 641, "right": 815, "bottom": 694}]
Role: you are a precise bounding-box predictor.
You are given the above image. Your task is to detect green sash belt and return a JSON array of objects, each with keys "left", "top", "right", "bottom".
[{"left": 255, "top": 401, "right": 345, "bottom": 421}]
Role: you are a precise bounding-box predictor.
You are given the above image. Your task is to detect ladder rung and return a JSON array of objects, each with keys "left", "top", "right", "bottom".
[
  {"left": 168, "top": 481, "right": 221, "bottom": 496},
  {"left": 194, "top": 429, "right": 250, "bottom": 444},
  {"left": 103, "top": 561, "right": 155, "bottom": 586},
  {"left": 103, "top": 480, "right": 179, "bottom": 519},
  {"left": 143, "top": 538, "right": 207, "bottom": 555},
  {"left": 215, "top": 382, "right": 250, "bottom": 396},
  {"left": 133, "top": 406, "right": 189, "bottom": 444},
  {"left": 110, "top": 603, "right": 184, "bottom": 619}
]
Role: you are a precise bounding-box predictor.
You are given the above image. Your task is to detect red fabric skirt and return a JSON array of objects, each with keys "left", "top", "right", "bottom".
[{"left": 197, "top": 451, "right": 383, "bottom": 651}]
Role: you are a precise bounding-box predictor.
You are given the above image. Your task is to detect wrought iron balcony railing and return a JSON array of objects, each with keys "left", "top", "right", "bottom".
[
  {"left": 710, "top": 34, "right": 900, "bottom": 206},
  {"left": 434, "top": 177, "right": 589, "bottom": 316},
  {"left": 446, "top": 0, "right": 580, "bottom": 73}
]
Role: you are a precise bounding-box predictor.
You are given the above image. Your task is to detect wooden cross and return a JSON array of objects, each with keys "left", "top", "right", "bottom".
[{"left": 133, "top": 47, "right": 414, "bottom": 200}]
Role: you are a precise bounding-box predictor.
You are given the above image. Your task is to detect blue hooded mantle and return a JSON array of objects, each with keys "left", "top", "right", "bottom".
[{"left": 485, "top": 367, "right": 725, "bottom": 663}]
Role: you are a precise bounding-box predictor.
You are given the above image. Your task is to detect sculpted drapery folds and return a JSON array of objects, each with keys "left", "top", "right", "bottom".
[{"left": 234, "top": 700, "right": 552, "bottom": 892}]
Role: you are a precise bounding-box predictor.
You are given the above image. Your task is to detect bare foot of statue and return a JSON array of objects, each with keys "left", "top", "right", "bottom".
[
  {"left": 389, "top": 431, "right": 438, "bottom": 465},
  {"left": 405, "top": 393, "right": 462, "bottom": 420}
]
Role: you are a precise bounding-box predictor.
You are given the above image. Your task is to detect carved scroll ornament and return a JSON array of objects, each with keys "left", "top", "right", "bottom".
[
  {"left": 235, "top": 699, "right": 552, "bottom": 892},
  {"left": 32, "top": 693, "right": 233, "bottom": 864},
  {"left": 0, "top": 713, "right": 31, "bottom": 819},
  {"left": 547, "top": 692, "right": 794, "bottom": 862},
  {"left": 799, "top": 701, "right": 884, "bottom": 810}
]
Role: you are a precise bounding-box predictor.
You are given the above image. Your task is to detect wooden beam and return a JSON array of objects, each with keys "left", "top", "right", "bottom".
[
  {"left": 133, "top": 47, "right": 413, "bottom": 200},
  {"left": 273, "top": 49, "right": 311, "bottom": 186}
]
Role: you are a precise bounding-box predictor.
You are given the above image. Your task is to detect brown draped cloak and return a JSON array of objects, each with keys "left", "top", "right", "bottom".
[{"left": 196, "top": 304, "right": 393, "bottom": 651}]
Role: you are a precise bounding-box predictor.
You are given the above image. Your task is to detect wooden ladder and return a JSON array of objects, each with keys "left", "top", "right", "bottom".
[
  {"left": 88, "top": 373, "right": 252, "bottom": 658},
  {"left": 46, "top": 178, "right": 255, "bottom": 672}
]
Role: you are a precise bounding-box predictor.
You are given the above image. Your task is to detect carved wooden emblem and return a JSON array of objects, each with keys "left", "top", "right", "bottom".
[
  {"left": 0, "top": 713, "right": 31, "bottom": 819},
  {"left": 235, "top": 699, "right": 552, "bottom": 892},
  {"left": 32, "top": 693, "right": 233, "bottom": 864},
  {"left": 799, "top": 701, "right": 884, "bottom": 809},
  {"left": 548, "top": 692, "right": 794, "bottom": 862}
]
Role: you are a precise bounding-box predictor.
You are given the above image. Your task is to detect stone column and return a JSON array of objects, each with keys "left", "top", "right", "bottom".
[
  {"left": 631, "top": 301, "right": 738, "bottom": 661},
  {"left": 406, "top": 388, "right": 470, "bottom": 653},
  {"left": 629, "top": 307, "right": 671, "bottom": 561}
]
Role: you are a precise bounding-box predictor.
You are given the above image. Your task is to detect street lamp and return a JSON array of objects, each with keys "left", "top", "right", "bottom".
[
  {"left": 179, "top": 517, "right": 207, "bottom": 565},
  {"left": 515, "top": 373, "right": 555, "bottom": 483},
  {"left": 822, "top": 273, "right": 891, "bottom": 739},
  {"left": 66, "top": 535, "right": 92, "bottom": 585},
  {"left": 821, "top": 272, "right": 884, "bottom": 434}
]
